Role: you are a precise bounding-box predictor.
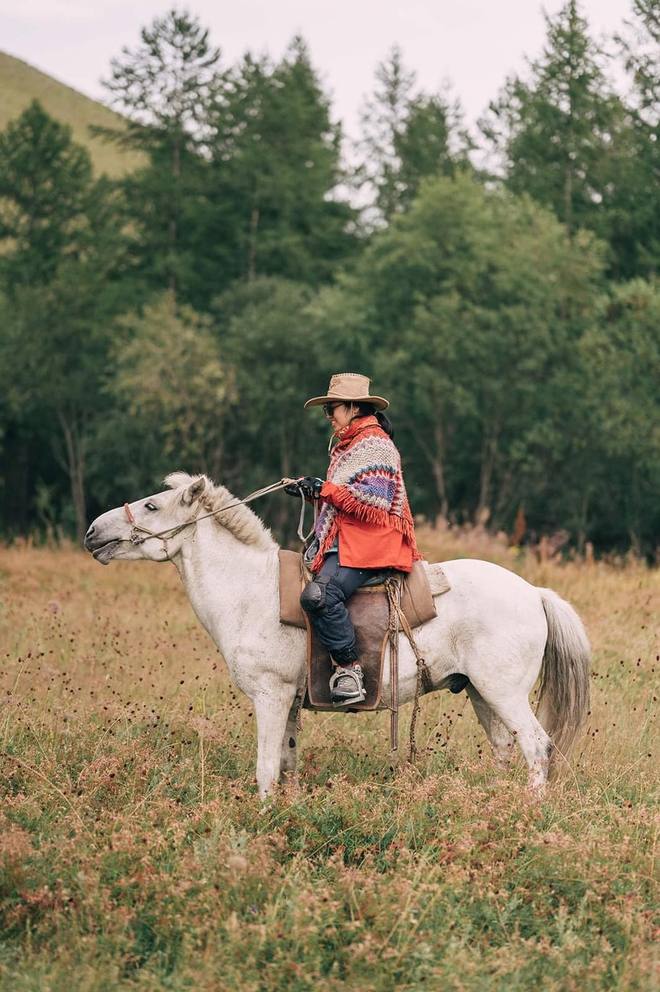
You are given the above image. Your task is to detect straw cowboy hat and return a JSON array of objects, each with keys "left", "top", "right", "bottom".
[{"left": 304, "top": 373, "right": 390, "bottom": 411}]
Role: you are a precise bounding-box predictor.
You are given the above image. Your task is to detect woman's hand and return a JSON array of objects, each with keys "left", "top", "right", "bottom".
[{"left": 284, "top": 477, "right": 324, "bottom": 500}]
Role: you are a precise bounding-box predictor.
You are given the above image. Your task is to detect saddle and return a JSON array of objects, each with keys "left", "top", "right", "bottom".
[{"left": 278, "top": 551, "right": 450, "bottom": 711}]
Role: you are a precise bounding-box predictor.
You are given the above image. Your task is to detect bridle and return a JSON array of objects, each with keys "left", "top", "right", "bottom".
[
  {"left": 123, "top": 500, "right": 203, "bottom": 559},
  {"left": 122, "top": 478, "right": 316, "bottom": 557}
]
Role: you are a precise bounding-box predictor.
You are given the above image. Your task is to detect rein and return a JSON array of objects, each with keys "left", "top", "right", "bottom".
[{"left": 123, "top": 478, "right": 300, "bottom": 552}]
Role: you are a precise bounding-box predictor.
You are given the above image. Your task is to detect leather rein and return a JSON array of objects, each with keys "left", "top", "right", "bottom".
[{"left": 122, "top": 478, "right": 314, "bottom": 556}]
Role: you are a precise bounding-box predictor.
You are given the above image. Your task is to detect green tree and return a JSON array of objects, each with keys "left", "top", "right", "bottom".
[
  {"left": 481, "top": 0, "right": 627, "bottom": 241},
  {"left": 98, "top": 8, "right": 223, "bottom": 297},
  {"left": 358, "top": 47, "right": 416, "bottom": 222},
  {"left": 578, "top": 279, "right": 660, "bottom": 552},
  {"left": 0, "top": 104, "right": 129, "bottom": 542},
  {"left": 0, "top": 100, "right": 94, "bottom": 290},
  {"left": 207, "top": 38, "right": 357, "bottom": 288},
  {"left": 619, "top": 0, "right": 660, "bottom": 114},
  {"left": 613, "top": 0, "right": 660, "bottom": 277},
  {"left": 211, "top": 277, "right": 329, "bottom": 537},
  {"left": 358, "top": 47, "right": 470, "bottom": 223},
  {"left": 108, "top": 293, "right": 235, "bottom": 483},
  {"left": 0, "top": 260, "right": 126, "bottom": 543},
  {"left": 394, "top": 92, "right": 470, "bottom": 207},
  {"left": 312, "top": 174, "right": 605, "bottom": 533}
]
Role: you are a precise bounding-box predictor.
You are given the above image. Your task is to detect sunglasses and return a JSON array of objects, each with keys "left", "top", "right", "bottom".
[{"left": 323, "top": 402, "right": 345, "bottom": 418}]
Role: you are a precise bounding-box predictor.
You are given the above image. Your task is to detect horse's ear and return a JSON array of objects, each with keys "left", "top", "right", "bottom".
[{"left": 181, "top": 477, "right": 206, "bottom": 506}]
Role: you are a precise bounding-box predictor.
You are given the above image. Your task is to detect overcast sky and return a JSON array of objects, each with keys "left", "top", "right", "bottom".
[{"left": 2, "top": 0, "right": 635, "bottom": 139}]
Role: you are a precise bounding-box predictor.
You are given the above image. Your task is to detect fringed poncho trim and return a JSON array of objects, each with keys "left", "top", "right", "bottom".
[{"left": 310, "top": 416, "right": 421, "bottom": 573}]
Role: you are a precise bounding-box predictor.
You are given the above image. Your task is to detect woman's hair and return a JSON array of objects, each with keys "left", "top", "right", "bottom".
[{"left": 354, "top": 402, "right": 394, "bottom": 439}]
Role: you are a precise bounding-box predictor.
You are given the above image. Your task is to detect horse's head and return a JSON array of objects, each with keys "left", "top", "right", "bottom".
[{"left": 84, "top": 475, "right": 207, "bottom": 564}]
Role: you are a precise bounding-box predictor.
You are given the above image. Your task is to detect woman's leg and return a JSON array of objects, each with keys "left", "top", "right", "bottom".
[
  {"left": 300, "top": 553, "right": 377, "bottom": 703},
  {"left": 301, "top": 553, "right": 372, "bottom": 661}
]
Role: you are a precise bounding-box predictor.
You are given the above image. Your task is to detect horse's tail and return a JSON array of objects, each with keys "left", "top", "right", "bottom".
[{"left": 537, "top": 589, "right": 591, "bottom": 776}]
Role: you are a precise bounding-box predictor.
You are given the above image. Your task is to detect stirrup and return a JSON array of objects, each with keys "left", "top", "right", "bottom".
[{"left": 329, "top": 664, "right": 366, "bottom": 706}]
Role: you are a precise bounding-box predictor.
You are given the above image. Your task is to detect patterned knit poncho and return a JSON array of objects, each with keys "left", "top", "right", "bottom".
[{"left": 310, "top": 415, "right": 421, "bottom": 574}]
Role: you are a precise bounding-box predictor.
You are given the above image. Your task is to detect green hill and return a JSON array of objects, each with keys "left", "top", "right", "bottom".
[{"left": 0, "top": 51, "right": 145, "bottom": 177}]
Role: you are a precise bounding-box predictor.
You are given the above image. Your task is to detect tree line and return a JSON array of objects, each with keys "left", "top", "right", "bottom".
[{"left": 0, "top": 0, "right": 658, "bottom": 556}]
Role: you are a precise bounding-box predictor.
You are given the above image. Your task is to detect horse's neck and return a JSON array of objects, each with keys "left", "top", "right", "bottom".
[{"left": 172, "top": 519, "right": 276, "bottom": 658}]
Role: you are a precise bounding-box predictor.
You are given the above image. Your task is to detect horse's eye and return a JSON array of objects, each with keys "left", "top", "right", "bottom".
[{"left": 145, "top": 502, "right": 158, "bottom": 512}]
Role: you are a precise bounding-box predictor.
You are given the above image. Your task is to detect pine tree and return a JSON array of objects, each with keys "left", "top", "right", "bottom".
[
  {"left": 0, "top": 100, "right": 93, "bottom": 291},
  {"left": 0, "top": 103, "right": 129, "bottom": 542},
  {"left": 97, "top": 8, "right": 223, "bottom": 296},
  {"left": 206, "top": 37, "right": 357, "bottom": 287},
  {"left": 613, "top": 0, "right": 660, "bottom": 276},
  {"left": 619, "top": 0, "right": 660, "bottom": 115},
  {"left": 481, "top": 0, "right": 626, "bottom": 239},
  {"left": 358, "top": 47, "right": 471, "bottom": 223},
  {"left": 358, "top": 47, "right": 416, "bottom": 222},
  {"left": 394, "top": 92, "right": 470, "bottom": 206}
]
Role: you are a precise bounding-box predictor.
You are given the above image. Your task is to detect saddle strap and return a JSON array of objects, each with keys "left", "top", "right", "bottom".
[
  {"left": 386, "top": 579, "right": 433, "bottom": 763},
  {"left": 386, "top": 578, "right": 400, "bottom": 752}
]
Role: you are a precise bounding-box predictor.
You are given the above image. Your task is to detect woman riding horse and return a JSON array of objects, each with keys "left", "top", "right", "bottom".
[{"left": 286, "top": 373, "right": 421, "bottom": 706}]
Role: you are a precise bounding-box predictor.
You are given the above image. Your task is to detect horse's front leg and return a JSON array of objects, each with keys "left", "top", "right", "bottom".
[{"left": 253, "top": 679, "right": 299, "bottom": 798}]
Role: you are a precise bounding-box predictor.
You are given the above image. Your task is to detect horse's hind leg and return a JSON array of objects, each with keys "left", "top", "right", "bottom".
[
  {"left": 470, "top": 684, "right": 552, "bottom": 791},
  {"left": 466, "top": 684, "right": 516, "bottom": 772},
  {"left": 508, "top": 703, "right": 552, "bottom": 790}
]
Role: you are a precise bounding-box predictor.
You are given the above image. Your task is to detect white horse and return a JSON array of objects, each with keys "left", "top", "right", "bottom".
[{"left": 84, "top": 472, "right": 591, "bottom": 797}]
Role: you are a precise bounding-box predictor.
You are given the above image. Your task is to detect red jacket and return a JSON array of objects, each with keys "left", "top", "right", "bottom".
[
  {"left": 310, "top": 417, "right": 421, "bottom": 573},
  {"left": 320, "top": 481, "right": 415, "bottom": 571}
]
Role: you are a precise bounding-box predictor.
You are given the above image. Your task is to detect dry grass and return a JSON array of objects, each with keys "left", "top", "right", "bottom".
[{"left": 0, "top": 537, "right": 658, "bottom": 991}]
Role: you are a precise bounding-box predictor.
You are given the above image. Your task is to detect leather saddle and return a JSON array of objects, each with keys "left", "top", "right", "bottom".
[{"left": 278, "top": 552, "right": 450, "bottom": 711}]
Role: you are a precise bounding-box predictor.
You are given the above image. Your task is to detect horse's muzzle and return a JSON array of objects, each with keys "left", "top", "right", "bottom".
[{"left": 84, "top": 524, "right": 122, "bottom": 564}]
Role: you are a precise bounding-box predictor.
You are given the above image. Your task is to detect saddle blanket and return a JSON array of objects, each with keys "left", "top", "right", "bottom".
[{"left": 278, "top": 552, "right": 451, "bottom": 711}]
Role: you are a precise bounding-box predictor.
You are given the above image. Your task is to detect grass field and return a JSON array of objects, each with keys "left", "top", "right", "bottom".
[
  {"left": 0, "top": 51, "right": 144, "bottom": 178},
  {"left": 0, "top": 531, "right": 657, "bottom": 991}
]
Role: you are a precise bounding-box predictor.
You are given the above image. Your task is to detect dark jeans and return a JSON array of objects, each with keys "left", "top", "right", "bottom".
[{"left": 302, "top": 553, "right": 380, "bottom": 664}]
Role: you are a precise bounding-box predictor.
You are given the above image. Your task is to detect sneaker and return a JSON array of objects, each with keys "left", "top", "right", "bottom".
[{"left": 329, "top": 664, "right": 366, "bottom": 706}]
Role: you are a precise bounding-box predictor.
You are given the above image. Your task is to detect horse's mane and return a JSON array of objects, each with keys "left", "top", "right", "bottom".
[{"left": 163, "top": 472, "right": 277, "bottom": 551}]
